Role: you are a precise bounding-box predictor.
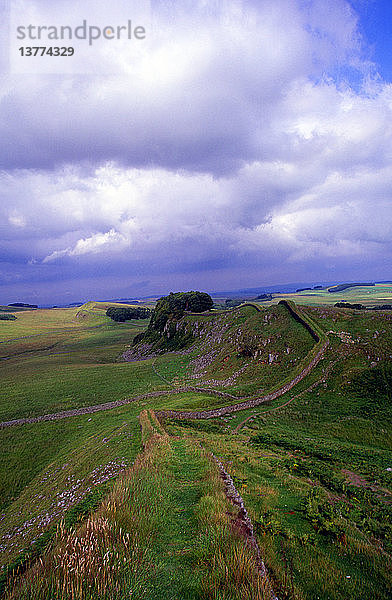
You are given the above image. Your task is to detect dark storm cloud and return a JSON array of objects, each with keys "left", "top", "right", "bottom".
[{"left": 0, "top": 0, "right": 392, "bottom": 303}]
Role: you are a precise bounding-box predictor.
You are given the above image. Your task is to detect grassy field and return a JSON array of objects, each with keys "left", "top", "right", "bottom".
[
  {"left": 0, "top": 303, "right": 159, "bottom": 421},
  {"left": 1, "top": 298, "right": 391, "bottom": 599},
  {"left": 257, "top": 283, "right": 392, "bottom": 307}
]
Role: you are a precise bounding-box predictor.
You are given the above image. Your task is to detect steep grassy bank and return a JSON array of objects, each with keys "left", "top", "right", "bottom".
[
  {"left": 0, "top": 406, "right": 143, "bottom": 570},
  {"left": 165, "top": 334, "right": 392, "bottom": 600},
  {"left": 147, "top": 303, "right": 317, "bottom": 398}
]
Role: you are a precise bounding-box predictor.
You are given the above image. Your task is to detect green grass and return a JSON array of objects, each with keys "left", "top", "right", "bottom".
[
  {"left": 1, "top": 300, "right": 392, "bottom": 599},
  {"left": 152, "top": 303, "right": 316, "bottom": 398},
  {"left": 0, "top": 305, "right": 157, "bottom": 421},
  {"left": 5, "top": 416, "right": 270, "bottom": 599},
  {"left": 166, "top": 337, "right": 392, "bottom": 599},
  {"left": 0, "top": 302, "right": 319, "bottom": 422},
  {"left": 261, "top": 283, "right": 392, "bottom": 308},
  {"left": 0, "top": 406, "right": 143, "bottom": 567},
  {"left": 0, "top": 357, "right": 167, "bottom": 421}
]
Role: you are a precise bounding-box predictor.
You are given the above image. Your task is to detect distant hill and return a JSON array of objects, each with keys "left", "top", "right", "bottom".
[
  {"left": 328, "top": 283, "right": 375, "bottom": 293},
  {"left": 8, "top": 302, "right": 38, "bottom": 308}
]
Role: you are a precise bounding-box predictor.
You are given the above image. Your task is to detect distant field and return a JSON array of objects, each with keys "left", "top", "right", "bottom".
[{"left": 262, "top": 283, "right": 392, "bottom": 307}]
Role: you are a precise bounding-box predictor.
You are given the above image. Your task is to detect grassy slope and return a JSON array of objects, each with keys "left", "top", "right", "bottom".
[
  {"left": 0, "top": 301, "right": 315, "bottom": 567},
  {"left": 5, "top": 412, "right": 270, "bottom": 600},
  {"left": 0, "top": 303, "right": 149, "bottom": 569},
  {"left": 0, "top": 304, "right": 156, "bottom": 421},
  {"left": 152, "top": 303, "right": 315, "bottom": 398},
  {"left": 0, "top": 406, "right": 143, "bottom": 567},
  {"left": 1, "top": 300, "right": 392, "bottom": 599},
  {"left": 166, "top": 308, "right": 392, "bottom": 599},
  {"left": 0, "top": 303, "right": 317, "bottom": 422}
]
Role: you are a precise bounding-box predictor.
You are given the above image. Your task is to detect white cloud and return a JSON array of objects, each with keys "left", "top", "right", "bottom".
[
  {"left": 1, "top": 0, "right": 392, "bottom": 302},
  {"left": 8, "top": 212, "right": 26, "bottom": 228},
  {"left": 43, "top": 229, "right": 128, "bottom": 262}
]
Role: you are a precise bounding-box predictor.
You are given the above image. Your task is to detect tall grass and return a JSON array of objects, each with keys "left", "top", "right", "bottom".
[
  {"left": 5, "top": 413, "right": 273, "bottom": 599},
  {"left": 5, "top": 414, "right": 169, "bottom": 599}
]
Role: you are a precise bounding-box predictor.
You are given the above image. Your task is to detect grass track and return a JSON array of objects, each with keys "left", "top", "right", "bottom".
[{"left": 5, "top": 414, "right": 272, "bottom": 599}]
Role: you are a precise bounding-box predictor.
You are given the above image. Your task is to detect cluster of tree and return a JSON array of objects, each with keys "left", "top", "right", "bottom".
[
  {"left": 255, "top": 293, "right": 273, "bottom": 301},
  {"left": 106, "top": 306, "right": 151, "bottom": 322},
  {"left": 335, "top": 302, "right": 392, "bottom": 311},
  {"left": 0, "top": 314, "right": 16, "bottom": 320},
  {"left": 369, "top": 305, "right": 392, "bottom": 310},
  {"left": 328, "top": 283, "right": 374, "bottom": 293},
  {"left": 148, "top": 291, "right": 213, "bottom": 333},
  {"left": 334, "top": 302, "right": 366, "bottom": 310},
  {"left": 133, "top": 291, "right": 213, "bottom": 351},
  {"left": 8, "top": 302, "right": 38, "bottom": 308}
]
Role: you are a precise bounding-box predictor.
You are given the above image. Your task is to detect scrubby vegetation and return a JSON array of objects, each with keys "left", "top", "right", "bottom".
[
  {"left": 4, "top": 412, "right": 271, "bottom": 600},
  {"left": 133, "top": 291, "right": 213, "bottom": 351},
  {"left": 106, "top": 306, "right": 151, "bottom": 322},
  {"left": 1, "top": 295, "right": 392, "bottom": 599}
]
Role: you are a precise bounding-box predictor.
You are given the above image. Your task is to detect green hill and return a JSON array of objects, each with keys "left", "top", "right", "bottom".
[{"left": 1, "top": 300, "right": 391, "bottom": 599}]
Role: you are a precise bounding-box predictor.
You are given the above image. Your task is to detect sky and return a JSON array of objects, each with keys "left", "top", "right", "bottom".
[{"left": 1, "top": 0, "right": 392, "bottom": 305}]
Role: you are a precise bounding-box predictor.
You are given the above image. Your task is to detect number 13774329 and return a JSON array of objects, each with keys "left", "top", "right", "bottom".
[{"left": 19, "top": 47, "right": 74, "bottom": 56}]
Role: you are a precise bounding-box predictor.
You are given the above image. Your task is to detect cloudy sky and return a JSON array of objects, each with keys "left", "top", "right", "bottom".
[{"left": 1, "top": 0, "right": 392, "bottom": 304}]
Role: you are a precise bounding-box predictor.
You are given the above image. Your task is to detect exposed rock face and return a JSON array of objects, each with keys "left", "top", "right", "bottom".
[{"left": 156, "top": 340, "right": 329, "bottom": 420}]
